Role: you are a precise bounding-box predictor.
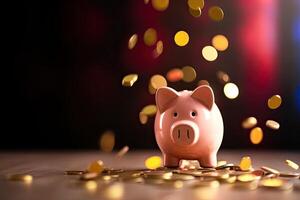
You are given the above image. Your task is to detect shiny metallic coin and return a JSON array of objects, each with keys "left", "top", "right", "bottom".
[
  {"left": 116, "top": 146, "right": 129, "bottom": 157},
  {"left": 149, "top": 74, "right": 167, "bottom": 94},
  {"left": 87, "top": 160, "right": 104, "bottom": 174},
  {"left": 202, "top": 45, "right": 218, "bottom": 61},
  {"left": 187, "top": 0, "right": 205, "bottom": 10},
  {"left": 144, "top": 28, "right": 157, "bottom": 46},
  {"left": 266, "top": 120, "right": 280, "bottom": 130},
  {"left": 189, "top": 7, "right": 201, "bottom": 17},
  {"left": 166, "top": 68, "right": 183, "bottom": 82},
  {"left": 128, "top": 34, "right": 138, "bottom": 50},
  {"left": 285, "top": 159, "right": 299, "bottom": 170},
  {"left": 174, "top": 31, "right": 190, "bottom": 47},
  {"left": 212, "top": 35, "right": 229, "bottom": 51},
  {"left": 208, "top": 6, "right": 224, "bottom": 21},
  {"left": 250, "top": 127, "right": 263, "bottom": 144},
  {"left": 261, "top": 166, "right": 280, "bottom": 175},
  {"left": 267, "top": 95, "right": 282, "bottom": 109},
  {"left": 65, "top": 170, "right": 84, "bottom": 175},
  {"left": 141, "top": 105, "right": 157, "bottom": 117},
  {"left": 122, "top": 74, "right": 138, "bottom": 87},
  {"left": 239, "top": 156, "right": 252, "bottom": 171},
  {"left": 151, "top": 0, "right": 169, "bottom": 11},
  {"left": 8, "top": 174, "right": 33, "bottom": 183},
  {"left": 242, "top": 117, "right": 257, "bottom": 129},
  {"left": 182, "top": 66, "right": 197, "bottom": 82},
  {"left": 100, "top": 131, "right": 115, "bottom": 152},
  {"left": 80, "top": 172, "right": 99, "bottom": 180}
]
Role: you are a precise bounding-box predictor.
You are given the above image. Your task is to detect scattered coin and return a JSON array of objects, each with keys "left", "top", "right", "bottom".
[
  {"left": 242, "top": 117, "right": 257, "bottom": 129},
  {"left": 285, "top": 159, "right": 299, "bottom": 170},
  {"left": 174, "top": 31, "right": 190, "bottom": 47},
  {"left": 87, "top": 160, "right": 104, "bottom": 174},
  {"left": 212, "top": 35, "right": 229, "bottom": 51},
  {"left": 265, "top": 120, "right": 280, "bottom": 130},
  {"left": 149, "top": 74, "right": 167, "bottom": 94},
  {"left": 202, "top": 45, "right": 218, "bottom": 61},
  {"left": 65, "top": 170, "right": 84, "bottom": 175},
  {"left": 166, "top": 68, "right": 183, "bottom": 82},
  {"left": 187, "top": 0, "right": 205, "bottom": 10},
  {"left": 182, "top": 66, "right": 197, "bottom": 82},
  {"left": 144, "top": 28, "right": 157, "bottom": 46},
  {"left": 189, "top": 7, "right": 201, "bottom": 17},
  {"left": 239, "top": 156, "right": 252, "bottom": 171},
  {"left": 116, "top": 146, "right": 129, "bottom": 157},
  {"left": 250, "top": 127, "right": 263, "bottom": 144},
  {"left": 128, "top": 34, "right": 138, "bottom": 50},
  {"left": 145, "top": 156, "right": 162, "bottom": 169},
  {"left": 122, "top": 74, "right": 138, "bottom": 87},
  {"left": 261, "top": 166, "right": 280, "bottom": 175},
  {"left": 151, "top": 0, "right": 169, "bottom": 11},
  {"left": 100, "top": 130, "right": 115, "bottom": 152},
  {"left": 208, "top": 6, "right": 224, "bottom": 21}
]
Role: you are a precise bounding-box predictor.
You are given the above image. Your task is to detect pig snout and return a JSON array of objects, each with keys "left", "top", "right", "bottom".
[{"left": 170, "top": 120, "right": 199, "bottom": 146}]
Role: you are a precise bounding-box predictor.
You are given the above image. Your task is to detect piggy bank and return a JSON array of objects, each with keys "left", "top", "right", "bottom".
[{"left": 154, "top": 85, "right": 223, "bottom": 167}]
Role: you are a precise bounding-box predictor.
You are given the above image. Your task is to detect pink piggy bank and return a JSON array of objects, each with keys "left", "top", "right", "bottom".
[{"left": 154, "top": 85, "right": 223, "bottom": 167}]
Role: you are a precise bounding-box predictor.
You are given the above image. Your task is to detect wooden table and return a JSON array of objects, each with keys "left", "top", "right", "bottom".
[{"left": 0, "top": 150, "right": 299, "bottom": 200}]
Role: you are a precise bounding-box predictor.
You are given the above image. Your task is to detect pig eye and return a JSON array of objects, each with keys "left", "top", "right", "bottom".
[
  {"left": 191, "top": 111, "right": 197, "bottom": 117},
  {"left": 173, "top": 112, "right": 178, "bottom": 117}
]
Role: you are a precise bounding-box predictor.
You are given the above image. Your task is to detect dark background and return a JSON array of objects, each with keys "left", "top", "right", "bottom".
[{"left": 8, "top": 0, "right": 300, "bottom": 150}]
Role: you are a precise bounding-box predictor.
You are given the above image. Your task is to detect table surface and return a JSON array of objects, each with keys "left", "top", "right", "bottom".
[{"left": 0, "top": 150, "right": 299, "bottom": 200}]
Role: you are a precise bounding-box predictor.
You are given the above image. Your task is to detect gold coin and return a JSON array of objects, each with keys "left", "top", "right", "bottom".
[
  {"left": 128, "top": 34, "right": 138, "bottom": 50},
  {"left": 122, "top": 74, "right": 138, "bottom": 87},
  {"left": 265, "top": 120, "right": 280, "bottom": 130},
  {"left": 202, "top": 45, "right": 218, "bottom": 61},
  {"left": 187, "top": 0, "right": 205, "bottom": 10},
  {"left": 81, "top": 172, "right": 99, "bottom": 180},
  {"left": 87, "top": 160, "right": 104, "bottom": 173},
  {"left": 153, "top": 40, "right": 163, "bottom": 58},
  {"left": 223, "top": 82, "right": 239, "bottom": 99},
  {"left": 285, "top": 159, "right": 299, "bottom": 170},
  {"left": 104, "top": 183, "right": 124, "bottom": 199},
  {"left": 151, "top": 0, "right": 169, "bottom": 11},
  {"left": 182, "top": 66, "right": 196, "bottom": 82},
  {"left": 149, "top": 74, "right": 167, "bottom": 94},
  {"left": 100, "top": 130, "right": 115, "bottom": 152},
  {"left": 144, "top": 0, "right": 150, "bottom": 4},
  {"left": 65, "top": 170, "right": 84, "bottom": 175},
  {"left": 216, "top": 70, "right": 230, "bottom": 83},
  {"left": 144, "top": 28, "right": 157, "bottom": 46},
  {"left": 267, "top": 95, "right": 282, "bottom": 109},
  {"left": 242, "top": 117, "right": 257, "bottom": 129},
  {"left": 174, "top": 31, "right": 190, "bottom": 47},
  {"left": 189, "top": 7, "right": 201, "bottom": 17},
  {"left": 145, "top": 156, "right": 162, "bottom": 169},
  {"left": 8, "top": 174, "right": 33, "bottom": 183},
  {"left": 208, "top": 6, "right": 224, "bottom": 21},
  {"left": 85, "top": 180, "right": 97, "bottom": 192},
  {"left": 237, "top": 174, "right": 258, "bottom": 182},
  {"left": 239, "top": 156, "right": 252, "bottom": 171},
  {"left": 198, "top": 79, "right": 210, "bottom": 86},
  {"left": 260, "top": 178, "right": 283, "bottom": 187},
  {"left": 279, "top": 172, "right": 300, "bottom": 178},
  {"left": 261, "top": 166, "right": 280, "bottom": 175},
  {"left": 166, "top": 68, "right": 183, "bottom": 82},
  {"left": 116, "top": 146, "right": 129, "bottom": 157},
  {"left": 139, "top": 112, "right": 148, "bottom": 124},
  {"left": 212, "top": 34, "right": 229, "bottom": 51},
  {"left": 250, "top": 127, "right": 263, "bottom": 144},
  {"left": 141, "top": 105, "right": 157, "bottom": 116}
]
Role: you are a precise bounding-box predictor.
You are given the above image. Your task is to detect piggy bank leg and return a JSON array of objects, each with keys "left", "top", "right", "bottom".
[
  {"left": 199, "top": 153, "right": 217, "bottom": 168},
  {"left": 163, "top": 154, "right": 180, "bottom": 167}
]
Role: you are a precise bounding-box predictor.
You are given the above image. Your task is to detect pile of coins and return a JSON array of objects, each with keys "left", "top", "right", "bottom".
[{"left": 62, "top": 157, "right": 300, "bottom": 195}]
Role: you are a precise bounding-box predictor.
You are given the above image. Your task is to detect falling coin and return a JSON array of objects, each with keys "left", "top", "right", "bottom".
[
  {"left": 239, "top": 156, "right": 252, "bottom": 171},
  {"left": 285, "top": 159, "right": 299, "bottom": 170},
  {"left": 182, "top": 66, "right": 197, "bottom": 82},
  {"left": 149, "top": 74, "right": 167, "bottom": 94},
  {"left": 100, "top": 130, "right": 115, "bottom": 152},
  {"left": 212, "top": 35, "right": 229, "bottom": 51},
  {"left": 267, "top": 95, "right": 282, "bottom": 109},
  {"left": 242, "top": 117, "right": 257, "bottom": 129},
  {"left": 141, "top": 105, "right": 157, "bottom": 117},
  {"left": 8, "top": 174, "right": 33, "bottom": 183},
  {"left": 151, "top": 0, "right": 169, "bottom": 11},
  {"left": 187, "top": 0, "right": 205, "bottom": 10},
  {"left": 87, "top": 160, "right": 104, "bottom": 174},
  {"left": 202, "top": 45, "right": 218, "bottom": 61},
  {"left": 265, "top": 120, "right": 280, "bottom": 130},
  {"left": 122, "top": 74, "right": 138, "bottom": 87},
  {"left": 223, "top": 83, "right": 239, "bottom": 99},
  {"left": 166, "top": 68, "right": 183, "bottom": 82},
  {"left": 153, "top": 40, "right": 163, "bottom": 58},
  {"left": 116, "top": 146, "right": 129, "bottom": 157},
  {"left": 198, "top": 80, "right": 210, "bottom": 86},
  {"left": 144, "top": 28, "right": 157, "bottom": 46},
  {"left": 174, "top": 31, "right": 190, "bottom": 47},
  {"left": 216, "top": 70, "right": 230, "bottom": 84},
  {"left": 208, "top": 6, "right": 224, "bottom": 21},
  {"left": 250, "top": 127, "right": 263, "bottom": 144},
  {"left": 128, "top": 34, "right": 138, "bottom": 50},
  {"left": 139, "top": 112, "right": 148, "bottom": 124},
  {"left": 189, "top": 7, "right": 201, "bottom": 17}
]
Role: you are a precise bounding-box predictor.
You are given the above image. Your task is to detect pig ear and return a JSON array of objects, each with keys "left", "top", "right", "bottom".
[
  {"left": 191, "top": 85, "right": 214, "bottom": 110},
  {"left": 155, "top": 87, "right": 179, "bottom": 113}
]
